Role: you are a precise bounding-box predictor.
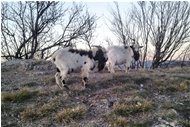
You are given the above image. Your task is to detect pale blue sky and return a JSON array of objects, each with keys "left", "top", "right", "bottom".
[
  {"left": 64, "top": 2, "right": 134, "bottom": 49},
  {"left": 85, "top": 2, "right": 133, "bottom": 47},
  {"left": 85, "top": 2, "right": 133, "bottom": 48}
]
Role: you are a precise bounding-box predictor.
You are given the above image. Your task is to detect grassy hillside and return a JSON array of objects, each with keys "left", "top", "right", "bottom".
[{"left": 1, "top": 60, "right": 190, "bottom": 127}]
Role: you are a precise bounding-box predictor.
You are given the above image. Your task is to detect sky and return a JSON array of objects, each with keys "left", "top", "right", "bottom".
[
  {"left": 85, "top": 2, "right": 132, "bottom": 47},
  {"left": 65, "top": 2, "right": 134, "bottom": 49}
]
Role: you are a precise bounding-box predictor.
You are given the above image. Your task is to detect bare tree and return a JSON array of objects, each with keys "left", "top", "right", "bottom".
[
  {"left": 181, "top": 45, "right": 190, "bottom": 67},
  {"left": 108, "top": 1, "right": 190, "bottom": 69},
  {"left": 1, "top": 2, "right": 97, "bottom": 60},
  {"left": 149, "top": 2, "right": 190, "bottom": 68},
  {"left": 108, "top": 2, "right": 145, "bottom": 69},
  {"left": 80, "top": 11, "right": 97, "bottom": 49},
  {"left": 1, "top": 2, "right": 61, "bottom": 59},
  {"left": 131, "top": 2, "right": 155, "bottom": 67},
  {"left": 175, "top": 44, "right": 190, "bottom": 67},
  {"left": 108, "top": 2, "right": 130, "bottom": 46}
]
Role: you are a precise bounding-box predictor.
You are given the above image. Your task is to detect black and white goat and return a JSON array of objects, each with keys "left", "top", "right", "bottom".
[
  {"left": 106, "top": 44, "right": 143, "bottom": 73},
  {"left": 51, "top": 46, "right": 108, "bottom": 89}
]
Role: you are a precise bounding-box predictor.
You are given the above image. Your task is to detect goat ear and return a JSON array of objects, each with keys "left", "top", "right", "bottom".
[{"left": 139, "top": 46, "right": 143, "bottom": 48}]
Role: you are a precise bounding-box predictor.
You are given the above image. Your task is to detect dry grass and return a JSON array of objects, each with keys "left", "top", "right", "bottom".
[
  {"left": 154, "top": 76, "right": 190, "bottom": 94},
  {"left": 1, "top": 62, "right": 190, "bottom": 127},
  {"left": 105, "top": 112, "right": 153, "bottom": 127},
  {"left": 178, "top": 80, "right": 189, "bottom": 92},
  {"left": 113, "top": 99, "right": 153, "bottom": 117},
  {"left": 20, "top": 97, "right": 59, "bottom": 120},
  {"left": 56, "top": 105, "right": 87, "bottom": 124},
  {"left": 20, "top": 103, "right": 56, "bottom": 120},
  {"left": 20, "top": 106, "right": 39, "bottom": 121},
  {"left": 135, "top": 91, "right": 150, "bottom": 98},
  {"left": 179, "top": 119, "right": 190, "bottom": 127},
  {"left": 111, "top": 117, "right": 128, "bottom": 127},
  {"left": 1, "top": 87, "right": 38, "bottom": 102},
  {"left": 39, "top": 103, "right": 56, "bottom": 115},
  {"left": 23, "top": 82, "right": 38, "bottom": 87},
  {"left": 43, "top": 75, "right": 56, "bottom": 85},
  {"left": 161, "top": 67, "right": 190, "bottom": 74}
]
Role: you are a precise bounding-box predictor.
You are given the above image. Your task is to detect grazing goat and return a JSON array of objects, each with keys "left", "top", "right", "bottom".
[
  {"left": 106, "top": 44, "right": 143, "bottom": 73},
  {"left": 51, "top": 46, "right": 108, "bottom": 89}
]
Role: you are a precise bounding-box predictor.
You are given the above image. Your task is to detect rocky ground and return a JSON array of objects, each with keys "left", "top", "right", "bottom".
[{"left": 1, "top": 59, "right": 190, "bottom": 127}]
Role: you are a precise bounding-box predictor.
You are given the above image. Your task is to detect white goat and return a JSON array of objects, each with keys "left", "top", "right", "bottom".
[
  {"left": 107, "top": 44, "right": 143, "bottom": 73},
  {"left": 51, "top": 46, "right": 108, "bottom": 89}
]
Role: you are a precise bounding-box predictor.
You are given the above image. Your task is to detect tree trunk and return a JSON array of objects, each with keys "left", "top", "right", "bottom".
[{"left": 152, "top": 60, "right": 160, "bottom": 69}]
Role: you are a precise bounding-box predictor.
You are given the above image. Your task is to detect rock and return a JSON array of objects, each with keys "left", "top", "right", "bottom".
[
  {"left": 168, "top": 109, "right": 178, "bottom": 116},
  {"left": 155, "top": 117, "right": 178, "bottom": 127}
]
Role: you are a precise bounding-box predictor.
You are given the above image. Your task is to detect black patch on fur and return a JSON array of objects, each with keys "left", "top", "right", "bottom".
[
  {"left": 62, "top": 80, "right": 66, "bottom": 84},
  {"left": 90, "top": 64, "right": 96, "bottom": 71},
  {"left": 83, "top": 77, "right": 88, "bottom": 82},
  {"left": 53, "top": 58, "right": 55, "bottom": 61},
  {"left": 83, "top": 77, "right": 88, "bottom": 87},
  {"left": 130, "top": 46, "right": 140, "bottom": 61},
  {"left": 93, "top": 48, "right": 107, "bottom": 71},
  {"left": 68, "top": 68, "right": 74, "bottom": 74},
  {"left": 68, "top": 49, "right": 93, "bottom": 59},
  {"left": 57, "top": 68, "right": 60, "bottom": 72},
  {"left": 84, "top": 61, "right": 87, "bottom": 64}
]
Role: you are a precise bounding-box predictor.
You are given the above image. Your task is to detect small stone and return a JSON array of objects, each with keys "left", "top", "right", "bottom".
[
  {"left": 170, "top": 120, "right": 177, "bottom": 127},
  {"left": 170, "top": 109, "right": 178, "bottom": 115},
  {"left": 137, "top": 102, "right": 142, "bottom": 106}
]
